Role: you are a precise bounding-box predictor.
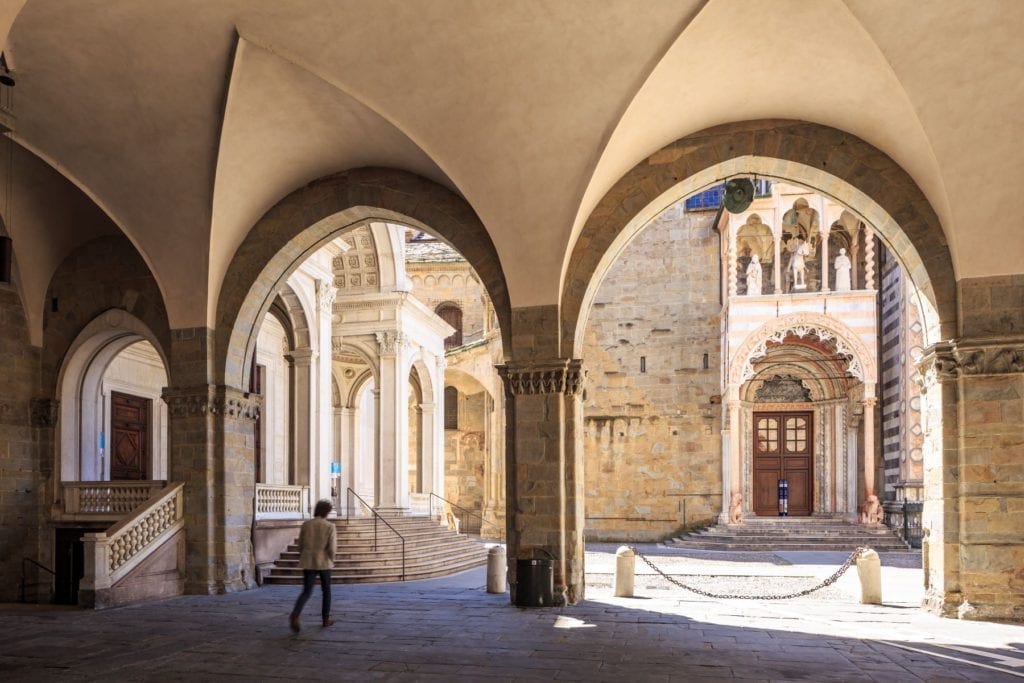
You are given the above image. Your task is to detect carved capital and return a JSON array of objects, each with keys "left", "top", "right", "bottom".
[
  {"left": 375, "top": 330, "right": 405, "bottom": 356},
  {"left": 916, "top": 342, "right": 960, "bottom": 387},
  {"left": 497, "top": 359, "right": 584, "bottom": 396},
  {"left": 316, "top": 279, "right": 337, "bottom": 313},
  {"left": 30, "top": 398, "right": 59, "bottom": 428},
  {"left": 954, "top": 339, "right": 1024, "bottom": 376},
  {"left": 162, "top": 385, "right": 261, "bottom": 421}
]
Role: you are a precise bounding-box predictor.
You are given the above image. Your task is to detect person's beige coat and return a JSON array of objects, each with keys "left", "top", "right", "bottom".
[{"left": 297, "top": 516, "right": 336, "bottom": 570}]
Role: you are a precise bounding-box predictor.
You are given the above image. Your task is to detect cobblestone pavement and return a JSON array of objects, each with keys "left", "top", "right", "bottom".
[{"left": 1, "top": 545, "right": 1022, "bottom": 682}]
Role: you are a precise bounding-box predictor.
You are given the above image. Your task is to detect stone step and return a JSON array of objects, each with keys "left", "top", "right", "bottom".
[{"left": 667, "top": 519, "right": 911, "bottom": 552}]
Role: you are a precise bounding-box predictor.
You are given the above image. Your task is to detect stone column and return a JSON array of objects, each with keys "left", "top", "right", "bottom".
[
  {"left": 164, "top": 383, "right": 260, "bottom": 594},
  {"left": 864, "top": 227, "right": 876, "bottom": 290},
  {"left": 314, "top": 281, "right": 336, "bottom": 506},
  {"left": 726, "top": 384, "right": 743, "bottom": 524},
  {"left": 285, "top": 348, "right": 313, "bottom": 489},
  {"left": 375, "top": 330, "right": 409, "bottom": 513},
  {"left": 917, "top": 342, "right": 962, "bottom": 617},
  {"left": 727, "top": 224, "right": 738, "bottom": 298},
  {"left": 773, "top": 225, "right": 782, "bottom": 294},
  {"left": 860, "top": 388, "right": 880, "bottom": 525},
  {"left": 498, "top": 357, "right": 584, "bottom": 605},
  {"left": 819, "top": 224, "right": 831, "bottom": 294},
  {"left": 337, "top": 406, "right": 354, "bottom": 504}
]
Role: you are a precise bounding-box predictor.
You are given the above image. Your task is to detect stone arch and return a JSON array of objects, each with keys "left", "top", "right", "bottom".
[
  {"left": 55, "top": 309, "right": 170, "bottom": 483},
  {"left": 43, "top": 235, "right": 170, "bottom": 396},
  {"left": 215, "top": 167, "right": 511, "bottom": 390},
  {"left": 273, "top": 283, "right": 312, "bottom": 350},
  {"left": 729, "top": 312, "right": 875, "bottom": 389},
  {"left": 563, "top": 120, "right": 956, "bottom": 357}
]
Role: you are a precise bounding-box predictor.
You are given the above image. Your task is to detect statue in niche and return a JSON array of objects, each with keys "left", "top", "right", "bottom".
[
  {"left": 834, "top": 247, "right": 852, "bottom": 291},
  {"left": 789, "top": 236, "right": 810, "bottom": 290},
  {"left": 746, "top": 254, "right": 762, "bottom": 295}
]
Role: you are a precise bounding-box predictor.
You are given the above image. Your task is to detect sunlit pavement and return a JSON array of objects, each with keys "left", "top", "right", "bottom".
[{"left": 1, "top": 545, "right": 1021, "bottom": 681}]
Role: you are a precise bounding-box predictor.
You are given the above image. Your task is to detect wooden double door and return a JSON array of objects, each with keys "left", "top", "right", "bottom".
[
  {"left": 111, "top": 391, "right": 150, "bottom": 480},
  {"left": 752, "top": 411, "right": 813, "bottom": 516}
]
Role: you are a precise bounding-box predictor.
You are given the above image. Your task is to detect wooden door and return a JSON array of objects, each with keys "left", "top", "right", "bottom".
[
  {"left": 752, "top": 411, "right": 813, "bottom": 516},
  {"left": 110, "top": 391, "right": 150, "bottom": 480}
]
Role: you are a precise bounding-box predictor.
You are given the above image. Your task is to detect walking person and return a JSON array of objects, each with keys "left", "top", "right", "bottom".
[{"left": 289, "top": 499, "right": 337, "bottom": 632}]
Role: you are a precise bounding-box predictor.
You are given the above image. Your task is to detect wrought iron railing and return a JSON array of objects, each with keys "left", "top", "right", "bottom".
[
  {"left": 345, "top": 488, "right": 405, "bottom": 581},
  {"left": 428, "top": 492, "right": 505, "bottom": 541},
  {"left": 883, "top": 500, "right": 923, "bottom": 549}
]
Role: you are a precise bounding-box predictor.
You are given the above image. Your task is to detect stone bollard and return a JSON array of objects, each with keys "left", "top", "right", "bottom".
[
  {"left": 614, "top": 546, "right": 635, "bottom": 597},
  {"left": 487, "top": 545, "right": 507, "bottom": 593},
  {"left": 855, "top": 548, "right": 882, "bottom": 604}
]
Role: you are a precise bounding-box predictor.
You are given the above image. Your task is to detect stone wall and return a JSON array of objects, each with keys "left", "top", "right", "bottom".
[
  {"left": 0, "top": 283, "right": 44, "bottom": 601},
  {"left": 581, "top": 203, "right": 722, "bottom": 541},
  {"left": 408, "top": 260, "right": 490, "bottom": 342},
  {"left": 444, "top": 391, "right": 486, "bottom": 525}
]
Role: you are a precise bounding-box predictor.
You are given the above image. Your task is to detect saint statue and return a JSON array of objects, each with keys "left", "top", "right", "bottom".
[
  {"left": 746, "top": 254, "right": 762, "bottom": 295},
  {"left": 834, "top": 247, "right": 852, "bottom": 291},
  {"left": 790, "top": 237, "right": 810, "bottom": 290}
]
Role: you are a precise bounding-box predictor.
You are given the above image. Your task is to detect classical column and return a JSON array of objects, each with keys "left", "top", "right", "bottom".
[
  {"left": 772, "top": 225, "right": 782, "bottom": 294},
  {"left": 864, "top": 226, "right": 876, "bottom": 289},
  {"left": 727, "top": 224, "right": 738, "bottom": 298},
  {"left": 164, "top": 384, "right": 261, "bottom": 594},
  {"left": 860, "top": 387, "right": 881, "bottom": 525},
  {"left": 498, "top": 358, "right": 584, "bottom": 605},
  {"left": 420, "top": 354, "right": 446, "bottom": 498},
  {"left": 314, "top": 280, "right": 336, "bottom": 505},
  {"left": 726, "top": 385, "right": 743, "bottom": 524},
  {"left": 819, "top": 224, "right": 831, "bottom": 294},
  {"left": 337, "top": 406, "right": 354, "bottom": 501},
  {"left": 375, "top": 330, "right": 409, "bottom": 513},
  {"left": 285, "top": 348, "right": 313, "bottom": 489}
]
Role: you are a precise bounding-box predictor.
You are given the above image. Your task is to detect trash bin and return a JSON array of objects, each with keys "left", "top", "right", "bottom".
[{"left": 515, "top": 558, "right": 553, "bottom": 607}]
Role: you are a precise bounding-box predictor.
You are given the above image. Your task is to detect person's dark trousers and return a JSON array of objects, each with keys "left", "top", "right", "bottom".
[{"left": 291, "top": 569, "right": 332, "bottom": 620}]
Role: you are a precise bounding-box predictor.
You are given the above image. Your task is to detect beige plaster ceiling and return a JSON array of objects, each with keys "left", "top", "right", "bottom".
[{"left": 1, "top": 0, "right": 1021, "bottom": 338}]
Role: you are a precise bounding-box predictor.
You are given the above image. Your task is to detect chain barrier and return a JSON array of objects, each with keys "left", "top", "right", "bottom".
[{"left": 630, "top": 546, "right": 869, "bottom": 600}]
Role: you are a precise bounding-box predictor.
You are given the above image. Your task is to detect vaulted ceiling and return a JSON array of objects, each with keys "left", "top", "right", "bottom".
[{"left": 1, "top": 0, "right": 1021, "bottom": 341}]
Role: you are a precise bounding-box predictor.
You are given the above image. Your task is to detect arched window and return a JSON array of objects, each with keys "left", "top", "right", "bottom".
[
  {"left": 435, "top": 303, "right": 463, "bottom": 349},
  {"left": 444, "top": 386, "right": 459, "bottom": 430}
]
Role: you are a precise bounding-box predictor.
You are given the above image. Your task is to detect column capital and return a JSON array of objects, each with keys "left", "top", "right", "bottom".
[
  {"left": 375, "top": 329, "right": 406, "bottom": 356},
  {"left": 162, "top": 385, "right": 261, "bottom": 421},
  {"left": 497, "top": 358, "right": 584, "bottom": 396},
  {"left": 316, "top": 278, "right": 337, "bottom": 313}
]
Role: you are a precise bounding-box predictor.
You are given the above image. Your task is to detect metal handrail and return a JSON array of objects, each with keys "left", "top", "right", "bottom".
[
  {"left": 345, "top": 488, "right": 405, "bottom": 581},
  {"left": 428, "top": 492, "right": 505, "bottom": 540},
  {"left": 20, "top": 557, "right": 56, "bottom": 603}
]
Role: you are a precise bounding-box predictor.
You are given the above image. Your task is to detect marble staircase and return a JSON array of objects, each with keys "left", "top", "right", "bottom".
[
  {"left": 666, "top": 517, "right": 910, "bottom": 552},
  {"left": 262, "top": 516, "right": 490, "bottom": 584}
]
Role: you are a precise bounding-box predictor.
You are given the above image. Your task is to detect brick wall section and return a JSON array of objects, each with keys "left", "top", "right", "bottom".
[
  {"left": 581, "top": 204, "right": 722, "bottom": 540},
  {"left": 563, "top": 119, "right": 957, "bottom": 352},
  {"left": 0, "top": 284, "right": 43, "bottom": 601}
]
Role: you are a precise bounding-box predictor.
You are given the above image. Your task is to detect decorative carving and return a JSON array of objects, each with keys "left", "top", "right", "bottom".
[
  {"left": 162, "top": 386, "right": 261, "bottom": 421},
  {"left": 316, "top": 279, "right": 336, "bottom": 313},
  {"left": 861, "top": 494, "right": 883, "bottom": 525},
  {"left": 497, "top": 359, "right": 584, "bottom": 396},
  {"left": 331, "top": 336, "right": 345, "bottom": 354},
  {"left": 733, "top": 313, "right": 872, "bottom": 384},
  {"left": 728, "top": 491, "right": 743, "bottom": 525},
  {"left": 753, "top": 375, "right": 811, "bottom": 403},
  {"left": 30, "top": 398, "right": 59, "bottom": 428},
  {"left": 916, "top": 340, "right": 1024, "bottom": 383},
  {"left": 375, "top": 330, "right": 406, "bottom": 356}
]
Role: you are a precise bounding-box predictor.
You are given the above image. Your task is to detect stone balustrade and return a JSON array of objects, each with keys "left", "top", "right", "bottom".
[
  {"left": 62, "top": 480, "right": 169, "bottom": 518},
  {"left": 81, "top": 482, "right": 184, "bottom": 593},
  {"left": 255, "top": 484, "right": 310, "bottom": 519}
]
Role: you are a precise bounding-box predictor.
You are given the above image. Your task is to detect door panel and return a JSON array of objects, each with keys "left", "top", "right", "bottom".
[
  {"left": 752, "top": 411, "right": 813, "bottom": 516},
  {"left": 110, "top": 391, "right": 150, "bottom": 480}
]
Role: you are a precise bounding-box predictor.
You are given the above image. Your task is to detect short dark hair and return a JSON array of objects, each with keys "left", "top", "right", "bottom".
[{"left": 313, "top": 499, "right": 333, "bottom": 518}]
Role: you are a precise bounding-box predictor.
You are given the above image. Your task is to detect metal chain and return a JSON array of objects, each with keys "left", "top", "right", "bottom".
[{"left": 630, "top": 546, "right": 868, "bottom": 600}]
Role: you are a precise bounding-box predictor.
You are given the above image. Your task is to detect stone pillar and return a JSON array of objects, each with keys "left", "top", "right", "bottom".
[
  {"left": 375, "top": 330, "right": 409, "bottom": 512},
  {"left": 498, "top": 357, "right": 584, "bottom": 606},
  {"left": 285, "top": 348, "right": 313, "bottom": 489},
  {"left": 847, "top": 406, "right": 860, "bottom": 517},
  {"left": 314, "top": 281, "right": 336, "bottom": 505},
  {"left": 861, "top": 389, "right": 881, "bottom": 525},
  {"left": 864, "top": 227, "right": 876, "bottom": 290},
  {"left": 772, "top": 225, "right": 782, "bottom": 294},
  {"left": 337, "top": 406, "right": 354, "bottom": 502},
  {"left": 726, "top": 385, "right": 743, "bottom": 524},
  {"left": 727, "top": 224, "right": 738, "bottom": 298},
  {"left": 164, "top": 383, "right": 260, "bottom": 594},
  {"left": 917, "top": 342, "right": 962, "bottom": 617},
  {"left": 819, "top": 224, "right": 830, "bottom": 294}
]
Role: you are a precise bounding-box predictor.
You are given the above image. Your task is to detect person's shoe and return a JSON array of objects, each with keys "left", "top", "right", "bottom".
[
  {"left": 322, "top": 618, "right": 334, "bottom": 627},
  {"left": 289, "top": 614, "right": 300, "bottom": 633}
]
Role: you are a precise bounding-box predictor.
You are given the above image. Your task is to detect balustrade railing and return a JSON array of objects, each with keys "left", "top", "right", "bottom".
[
  {"left": 62, "top": 481, "right": 168, "bottom": 517},
  {"left": 255, "top": 484, "right": 310, "bottom": 520},
  {"left": 81, "top": 482, "right": 185, "bottom": 594},
  {"left": 882, "top": 499, "right": 924, "bottom": 549}
]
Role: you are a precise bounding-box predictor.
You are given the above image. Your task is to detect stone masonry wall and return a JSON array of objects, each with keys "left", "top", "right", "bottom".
[
  {"left": 0, "top": 284, "right": 44, "bottom": 602},
  {"left": 444, "top": 391, "right": 486, "bottom": 527},
  {"left": 582, "top": 203, "right": 722, "bottom": 541}
]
